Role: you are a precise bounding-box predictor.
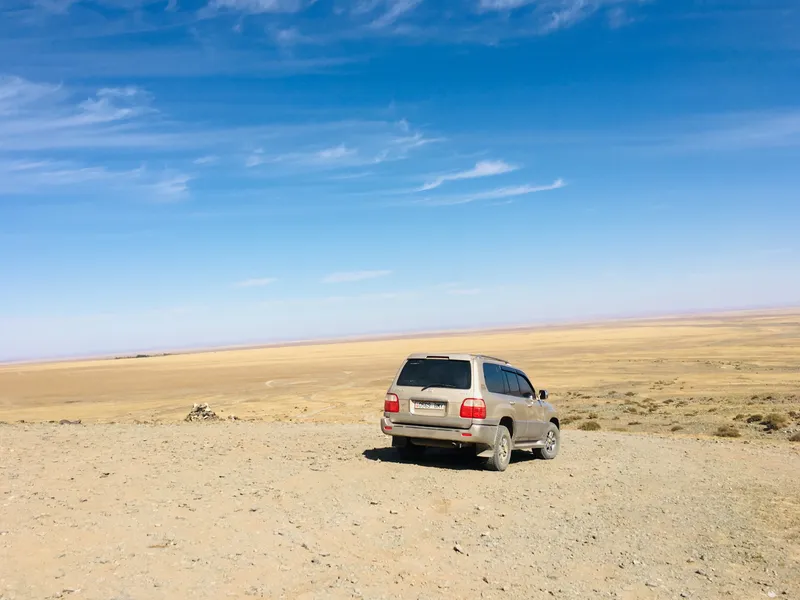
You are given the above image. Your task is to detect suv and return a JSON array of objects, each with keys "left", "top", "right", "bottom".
[{"left": 380, "top": 353, "right": 559, "bottom": 471}]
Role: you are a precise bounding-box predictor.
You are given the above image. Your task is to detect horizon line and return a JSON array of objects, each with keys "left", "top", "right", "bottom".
[{"left": 2, "top": 303, "right": 798, "bottom": 367}]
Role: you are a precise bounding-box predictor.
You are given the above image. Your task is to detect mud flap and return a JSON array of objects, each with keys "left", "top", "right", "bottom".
[{"left": 475, "top": 445, "right": 493, "bottom": 458}]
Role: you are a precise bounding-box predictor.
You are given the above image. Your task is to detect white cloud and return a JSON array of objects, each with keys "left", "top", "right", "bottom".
[
  {"left": 0, "top": 75, "right": 167, "bottom": 152},
  {"left": 316, "top": 144, "right": 356, "bottom": 160},
  {"left": 207, "top": 0, "right": 308, "bottom": 14},
  {"left": 418, "top": 178, "right": 566, "bottom": 206},
  {"left": 235, "top": 277, "right": 278, "bottom": 288},
  {"left": 193, "top": 155, "right": 219, "bottom": 165},
  {"left": 148, "top": 173, "right": 191, "bottom": 202},
  {"left": 478, "top": 0, "right": 643, "bottom": 33},
  {"left": 0, "top": 159, "right": 191, "bottom": 199},
  {"left": 418, "top": 159, "right": 518, "bottom": 191},
  {"left": 370, "top": 0, "right": 424, "bottom": 28},
  {"left": 322, "top": 270, "right": 392, "bottom": 283}
]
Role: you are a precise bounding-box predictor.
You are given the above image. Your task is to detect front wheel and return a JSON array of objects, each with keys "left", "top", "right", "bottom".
[
  {"left": 533, "top": 423, "right": 560, "bottom": 460},
  {"left": 485, "top": 425, "right": 512, "bottom": 472}
]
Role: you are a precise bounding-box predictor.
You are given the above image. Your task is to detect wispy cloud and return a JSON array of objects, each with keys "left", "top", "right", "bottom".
[
  {"left": 418, "top": 159, "right": 518, "bottom": 191},
  {"left": 370, "top": 0, "right": 424, "bottom": 28},
  {"left": 193, "top": 155, "right": 219, "bottom": 165},
  {"left": 0, "top": 159, "right": 191, "bottom": 200},
  {"left": 668, "top": 110, "right": 800, "bottom": 151},
  {"left": 322, "top": 270, "right": 392, "bottom": 283},
  {"left": 417, "top": 178, "right": 566, "bottom": 206},
  {"left": 478, "top": 0, "right": 644, "bottom": 34},
  {"left": 205, "top": 0, "right": 309, "bottom": 15},
  {"left": 234, "top": 277, "right": 278, "bottom": 288}
]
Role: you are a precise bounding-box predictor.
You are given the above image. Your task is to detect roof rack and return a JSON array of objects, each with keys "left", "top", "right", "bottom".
[{"left": 476, "top": 354, "right": 509, "bottom": 364}]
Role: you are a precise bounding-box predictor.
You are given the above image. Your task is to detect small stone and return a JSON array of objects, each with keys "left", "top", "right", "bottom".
[
  {"left": 680, "top": 593, "right": 690, "bottom": 598},
  {"left": 767, "top": 593, "right": 777, "bottom": 599},
  {"left": 501, "top": 585, "right": 510, "bottom": 592},
  {"left": 480, "top": 531, "right": 491, "bottom": 538},
  {"left": 453, "top": 544, "right": 465, "bottom": 554},
  {"left": 645, "top": 581, "right": 657, "bottom": 588},
  {"left": 482, "top": 576, "right": 490, "bottom": 584},
  {"left": 389, "top": 509, "right": 399, "bottom": 515}
]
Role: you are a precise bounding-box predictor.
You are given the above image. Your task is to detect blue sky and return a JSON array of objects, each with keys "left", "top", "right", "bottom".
[{"left": 1, "top": 0, "right": 798, "bottom": 360}]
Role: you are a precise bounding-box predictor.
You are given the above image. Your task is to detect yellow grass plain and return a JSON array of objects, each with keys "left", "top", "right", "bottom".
[{"left": 2, "top": 309, "right": 799, "bottom": 439}]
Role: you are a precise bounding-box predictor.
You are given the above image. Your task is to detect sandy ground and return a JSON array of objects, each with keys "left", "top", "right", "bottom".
[
  {"left": 2, "top": 310, "right": 799, "bottom": 599},
  {"left": 1, "top": 423, "right": 798, "bottom": 600},
  {"left": 2, "top": 310, "right": 800, "bottom": 442}
]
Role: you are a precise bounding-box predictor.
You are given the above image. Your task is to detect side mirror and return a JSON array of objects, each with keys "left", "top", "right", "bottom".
[
  {"left": 522, "top": 392, "right": 534, "bottom": 400},
  {"left": 539, "top": 389, "right": 549, "bottom": 400}
]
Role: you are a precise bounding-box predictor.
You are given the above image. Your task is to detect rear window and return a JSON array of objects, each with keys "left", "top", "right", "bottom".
[{"left": 396, "top": 358, "right": 472, "bottom": 390}]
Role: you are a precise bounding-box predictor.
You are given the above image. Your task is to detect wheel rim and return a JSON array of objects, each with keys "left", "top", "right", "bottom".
[
  {"left": 499, "top": 437, "right": 509, "bottom": 462},
  {"left": 545, "top": 430, "right": 557, "bottom": 453}
]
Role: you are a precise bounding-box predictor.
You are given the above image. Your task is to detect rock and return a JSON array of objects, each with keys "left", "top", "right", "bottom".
[
  {"left": 453, "top": 544, "right": 465, "bottom": 554},
  {"left": 185, "top": 403, "right": 219, "bottom": 422},
  {"left": 645, "top": 581, "right": 657, "bottom": 588},
  {"left": 389, "top": 509, "right": 399, "bottom": 515},
  {"left": 58, "top": 419, "right": 81, "bottom": 425},
  {"left": 767, "top": 593, "right": 777, "bottom": 599}
]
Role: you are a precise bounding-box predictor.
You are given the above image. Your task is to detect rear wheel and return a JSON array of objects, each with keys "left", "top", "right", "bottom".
[
  {"left": 533, "top": 423, "right": 560, "bottom": 460},
  {"left": 392, "top": 437, "right": 426, "bottom": 461},
  {"left": 486, "top": 425, "right": 512, "bottom": 472}
]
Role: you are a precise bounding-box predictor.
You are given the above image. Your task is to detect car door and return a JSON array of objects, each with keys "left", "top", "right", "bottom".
[
  {"left": 501, "top": 368, "right": 530, "bottom": 441},
  {"left": 516, "top": 371, "right": 546, "bottom": 440}
]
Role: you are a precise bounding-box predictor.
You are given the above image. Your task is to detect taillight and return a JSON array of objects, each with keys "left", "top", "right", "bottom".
[
  {"left": 384, "top": 393, "right": 400, "bottom": 413},
  {"left": 460, "top": 398, "right": 486, "bottom": 419}
]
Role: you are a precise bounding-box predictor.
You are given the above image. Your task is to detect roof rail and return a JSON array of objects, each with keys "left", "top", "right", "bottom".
[{"left": 477, "top": 354, "right": 509, "bottom": 364}]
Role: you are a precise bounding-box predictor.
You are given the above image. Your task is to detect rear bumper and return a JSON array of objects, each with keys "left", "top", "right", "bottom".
[{"left": 381, "top": 417, "right": 497, "bottom": 446}]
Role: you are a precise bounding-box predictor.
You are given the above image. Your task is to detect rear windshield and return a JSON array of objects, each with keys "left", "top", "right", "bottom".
[{"left": 396, "top": 358, "right": 472, "bottom": 390}]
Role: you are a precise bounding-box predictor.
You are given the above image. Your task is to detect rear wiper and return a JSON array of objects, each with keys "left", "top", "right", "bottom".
[{"left": 419, "top": 383, "right": 460, "bottom": 391}]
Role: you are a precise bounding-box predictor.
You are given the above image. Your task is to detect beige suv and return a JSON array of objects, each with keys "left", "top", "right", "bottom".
[{"left": 380, "top": 353, "right": 559, "bottom": 471}]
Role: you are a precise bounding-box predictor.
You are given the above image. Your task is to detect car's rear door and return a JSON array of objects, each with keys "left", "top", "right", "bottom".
[
  {"left": 501, "top": 368, "right": 531, "bottom": 442},
  {"left": 516, "top": 371, "right": 546, "bottom": 440}
]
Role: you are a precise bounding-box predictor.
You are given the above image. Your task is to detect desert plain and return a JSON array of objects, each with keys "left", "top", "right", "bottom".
[{"left": 1, "top": 310, "right": 799, "bottom": 599}]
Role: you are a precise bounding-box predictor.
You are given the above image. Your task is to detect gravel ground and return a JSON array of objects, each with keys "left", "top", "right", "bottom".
[{"left": 1, "top": 423, "right": 798, "bottom": 600}]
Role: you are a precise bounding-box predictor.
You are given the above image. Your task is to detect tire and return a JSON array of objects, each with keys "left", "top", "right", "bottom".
[
  {"left": 485, "top": 425, "right": 512, "bottom": 472},
  {"left": 392, "top": 437, "right": 426, "bottom": 461},
  {"left": 533, "top": 423, "right": 560, "bottom": 460}
]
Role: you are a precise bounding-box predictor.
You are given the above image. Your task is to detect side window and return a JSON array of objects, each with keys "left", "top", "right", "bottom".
[
  {"left": 483, "top": 363, "right": 506, "bottom": 394},
  {"left": 503, "top": 370, "right": 520, "bottom": 396},
  {"left": 517, "top": 374, "right": 535, "bottom": 397}
]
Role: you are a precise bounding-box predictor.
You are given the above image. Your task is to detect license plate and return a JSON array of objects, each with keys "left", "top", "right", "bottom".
[{"left": 415, "top": 401, "right": 446, "bottom": 410}]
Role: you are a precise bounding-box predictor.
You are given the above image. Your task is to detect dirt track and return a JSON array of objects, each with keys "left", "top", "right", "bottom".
[{"left": 2, "top": 423, "right": 798, "bottom": 600}]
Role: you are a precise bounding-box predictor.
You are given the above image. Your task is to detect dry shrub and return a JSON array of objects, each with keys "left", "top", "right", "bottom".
[
  {"left": 707, "top": 407, "right": 718, "bottom": 413},
  {"left": 579, "top": 421, "right": 601, "bottom": 431},
  {"left": 733, "top": 414, "right": 745, "bottom": 421},
  {"left": 587, "top": 413, "right": 599, "bottom": 420},
  {"left": 670, "top": 425, "right": 684, "bottom": 432},
  {"left": 789, "top": 432, "right": 800, "bottom": 442},
  {"left": 762, "top": 413, "right": 788, "bottom": 431},
  {"left": 746, "top": 414, "right": 763, "bottom": 423},
  {"left": 714, "top": 425, "right": 741, "bottom": 438},
  {"left": 625, "top": 391, "right": 636, "bottom": 397},
  {"left": 561, "top": 416, "right": 582, "bottom": 426},
  {"left": 628, "top": 421, "right": 642, "bottom": 426}
]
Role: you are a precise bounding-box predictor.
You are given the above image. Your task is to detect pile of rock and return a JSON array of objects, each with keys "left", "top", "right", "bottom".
[{"left": 185, "top": 403, "right": 219, "bottom": 422}]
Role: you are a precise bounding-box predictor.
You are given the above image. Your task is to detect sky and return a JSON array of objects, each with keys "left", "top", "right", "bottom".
[{"left": 0, "top": 0, "right": 799, "bottom": 361}]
